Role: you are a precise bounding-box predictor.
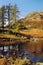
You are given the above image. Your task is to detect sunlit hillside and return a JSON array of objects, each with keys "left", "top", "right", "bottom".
[{"left": 19, "top": 11, "right": 43, "bottom": 28}]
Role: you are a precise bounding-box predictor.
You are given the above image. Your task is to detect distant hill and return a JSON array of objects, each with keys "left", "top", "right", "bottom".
[{"left": 20, "top": 11, "right": 43, "bottom": 27}]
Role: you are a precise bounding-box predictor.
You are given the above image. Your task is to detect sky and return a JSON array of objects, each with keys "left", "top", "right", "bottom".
[{"left": 0, "top": 0, "right": 43, "bottom": 18}]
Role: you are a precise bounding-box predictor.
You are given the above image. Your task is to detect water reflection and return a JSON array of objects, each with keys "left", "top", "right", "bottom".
[
  {"left": 23, "top": 50, "right": 43, "bottom": 63},
  {"left": 0, "top": 45, "right": 43, "bottom": 63},
  {"left": 0, "top": 47, "right": 3, "bottom": 51},
  {"left": 4, "top": 46, "right": 9, "bottom": 52}
]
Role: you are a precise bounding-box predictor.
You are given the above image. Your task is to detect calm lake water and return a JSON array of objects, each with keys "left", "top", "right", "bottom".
[
  {"left": 23, "top": 50, "right": 43, "bottom": 63},
  {"left": 0, "top": 46, "right": 43, "bottom": 63}
]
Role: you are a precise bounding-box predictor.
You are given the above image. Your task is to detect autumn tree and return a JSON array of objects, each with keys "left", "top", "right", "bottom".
[
  {"left": 0, "top": 8, "right": 2, "bottom": 27},
  {"left": 1, "top": 6, "right": 5, "bottom": 32},
  {"left": 11, "top": 4, "right": 20, "bottom": 23}
]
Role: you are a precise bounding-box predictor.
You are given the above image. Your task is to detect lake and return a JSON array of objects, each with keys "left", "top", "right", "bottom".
[{"left": 23, "top": 50, "right": 43, "bottom": 63}]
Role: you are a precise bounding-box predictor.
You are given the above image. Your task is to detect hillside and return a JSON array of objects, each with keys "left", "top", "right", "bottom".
[
  {"left": 20, "top": 11, "right": 43, "bottom": 28},
  {"left": 10, "top": 11, "right": 43, "bottom": 37}
]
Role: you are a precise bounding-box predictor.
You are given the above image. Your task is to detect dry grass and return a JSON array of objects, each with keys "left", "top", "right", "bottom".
[
  {"left": 0, "top": 33, "right": 25, "bottom": 40},
  {"left": 0, "top": 56, "right": 6, "bottom": 65},
  {"left": 19, "top": 29, "right": 43, "bottom": 37}
]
